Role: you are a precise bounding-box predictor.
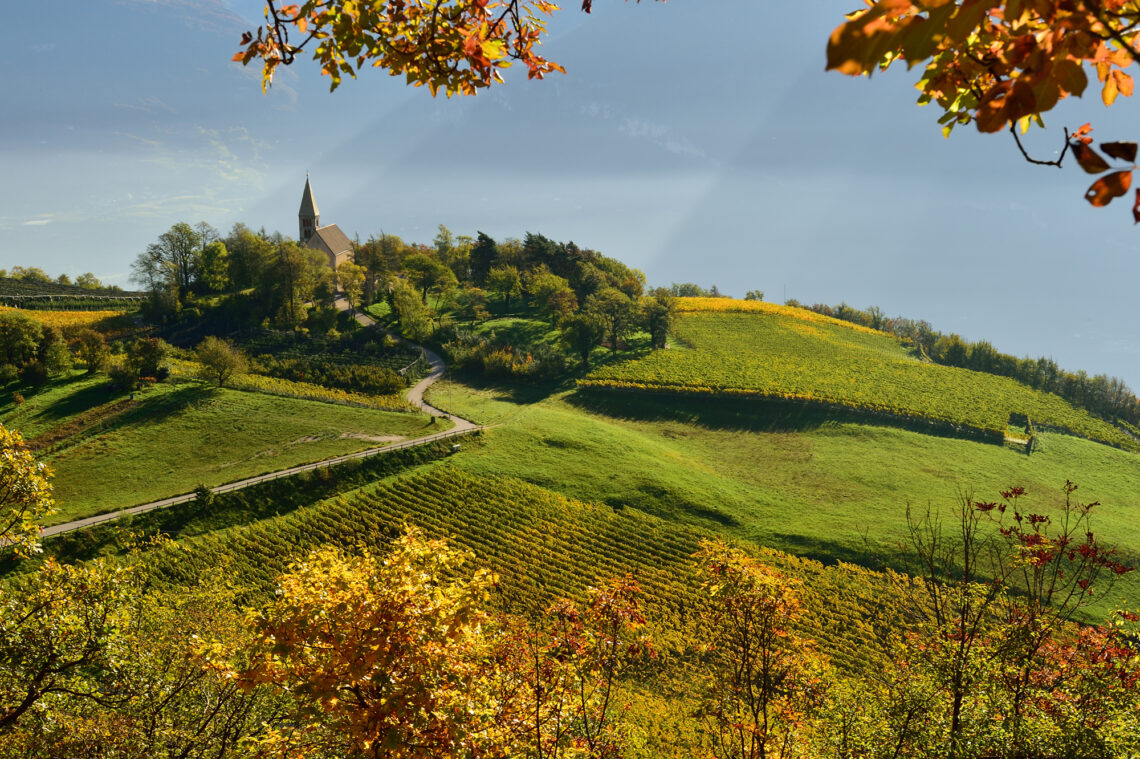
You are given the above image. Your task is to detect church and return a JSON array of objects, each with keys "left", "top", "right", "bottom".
[{"left": 298, "top": 176, "right": 354, "bottom": 272}]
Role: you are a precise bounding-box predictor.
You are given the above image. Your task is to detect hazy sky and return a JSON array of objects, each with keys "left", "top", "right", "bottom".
[{"left": 4, "top": 0, "right": 1140, "bottom": 387}]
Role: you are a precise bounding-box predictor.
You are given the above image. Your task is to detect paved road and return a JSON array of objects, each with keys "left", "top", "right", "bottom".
[{"left": 43, "top": 303, "right": 480, "bottom": 539}]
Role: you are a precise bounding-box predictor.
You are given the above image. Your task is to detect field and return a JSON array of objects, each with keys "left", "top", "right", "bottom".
[
  {"left": 1, "top": 374, "right": 445, "bottom": 523},
  {"left": 583, "top": 307, "right": 1134, "bottom": 448},
  {"left": 423, "top": 377, "right": 1140, "bottom": 616}
]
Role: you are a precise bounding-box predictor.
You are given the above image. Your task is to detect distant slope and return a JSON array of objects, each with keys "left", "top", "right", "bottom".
[{"left": 583, "top": 300, "right": 1133, "bottom": 449}]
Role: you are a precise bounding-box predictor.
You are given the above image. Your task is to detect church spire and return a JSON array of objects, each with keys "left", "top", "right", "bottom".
[{"left": 299, "top": 175, "right": 320, "bottom": 243}]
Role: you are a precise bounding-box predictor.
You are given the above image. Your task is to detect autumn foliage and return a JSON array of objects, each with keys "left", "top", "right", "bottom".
[{"left": 235, "top": 0, "right": 568, "bottom": 96}]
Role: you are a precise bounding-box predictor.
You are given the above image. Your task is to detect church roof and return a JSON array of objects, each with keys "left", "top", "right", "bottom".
[
  {"left": 310, "top": 224, "right": 353, "bottom": 256},
  {"left": 299, "top": 177, "right": 319, "bottom": 218}
]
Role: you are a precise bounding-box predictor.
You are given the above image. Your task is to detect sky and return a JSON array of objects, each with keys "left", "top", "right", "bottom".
[{"left": 3, "top": 0, "right": 1140, "bottom": 388}]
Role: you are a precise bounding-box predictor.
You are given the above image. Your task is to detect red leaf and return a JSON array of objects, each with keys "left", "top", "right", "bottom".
[
  {"left": 1132, "top": 189, "right": 1140, "bottom": 224},
  {"left": 581, "top": 0, "right": 592, "bottom": 11},
  {"left": 1072, "top": 142, "right": 1111, "bottom": 174},
  {"left": 1085, "top": 171, "right": 1132, "bottom": 207},
  {"left": 1101, "top": 141, "right": 1138, "bottom": 163}
]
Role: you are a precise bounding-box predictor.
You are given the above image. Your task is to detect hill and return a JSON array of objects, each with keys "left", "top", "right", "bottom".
[
  {"left": 422, "top": 376, "right": 1140, "bottom": 616},
  {"left": 582, "top": 298, "right": 1135, "bottom": 449}
]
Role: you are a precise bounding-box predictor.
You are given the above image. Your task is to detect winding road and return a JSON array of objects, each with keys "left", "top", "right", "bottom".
[{"left": 42, "top": 300, "right": 479, "bottom": 539}]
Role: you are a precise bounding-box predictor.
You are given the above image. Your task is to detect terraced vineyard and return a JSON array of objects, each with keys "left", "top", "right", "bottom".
[
  {"left": 147, "top": 467, "right": 914, "bottom": 676},
  {"left": 584, "top": 305, "right": 1134, "bottom": 449},
  {"left": 0, "top": 278, "right": 143, "bottom": 310}
]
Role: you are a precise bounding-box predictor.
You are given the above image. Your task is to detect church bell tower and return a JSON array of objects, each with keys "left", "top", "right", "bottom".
[{"left": 298, "top": 175, "right": 320, "bottom": 243}]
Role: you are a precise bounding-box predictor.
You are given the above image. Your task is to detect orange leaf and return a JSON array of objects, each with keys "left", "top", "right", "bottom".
[
  {"left": 1085, "top": 170, "right": 1132, "bottom": 207},
  {"left": 1101, "top": 142, "right": 1138, "bottom": 163},
  {"left": 1072, "top": 142, "right": 1111, "bottom": 174}
]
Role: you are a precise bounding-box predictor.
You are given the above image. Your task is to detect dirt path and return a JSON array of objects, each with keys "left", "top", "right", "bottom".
[{"left": 43, "top": 301, "right": 479, "bottom": 539}]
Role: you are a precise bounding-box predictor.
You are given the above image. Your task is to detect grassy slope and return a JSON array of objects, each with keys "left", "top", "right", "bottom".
[
  {"left": 584, "top": 310, "right": 1132, "bottom": 447},
  {"left": 1, "top": 374, "right": 445, "bottom": 524},
  {"left": 425, "top": 377, "right": 1140, "bottom": 614}
]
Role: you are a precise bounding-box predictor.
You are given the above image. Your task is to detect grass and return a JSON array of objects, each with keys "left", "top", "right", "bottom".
[
  {"left": 424, "top": 376, "right": 1140, "bottom": 616},
  {"left": 583, "top": 310, "right": 1133, "bottom": 448},
  {"left": 1, "top": 373, "right": 446, "bottom": 524}
]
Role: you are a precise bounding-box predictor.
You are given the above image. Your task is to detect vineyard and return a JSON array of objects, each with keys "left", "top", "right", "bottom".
[
  {"left": 0, "top": 306, "right": 132, "bottom": 335},
  {"left": 584, "top": 310, "right": 1135, "bottom": 449},
  {"left": 146, "top": 467, "right": 914, "bottom": 677}
]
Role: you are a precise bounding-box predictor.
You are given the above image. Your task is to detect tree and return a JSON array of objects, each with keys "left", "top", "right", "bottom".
[
  {"left": 877, "top": 483, "right": 1137, "bottom": 758},
  {"left": 404, "top": 252, "right": 457, "bottom": 305},
  {"left": 560, "top": 313, "right": 604, "bottom": 368},
  {"left": 36, "top": 327, "right": 71, "bottom": 379},
  {"left": 74, "top": 272, "right": 102, "bottom": 290},
  {"left": 131, "top": 222, "right": 203, "bottom": 304},
  {"left": 225, "top": 223, "right": 275, "bottom": 292},
  {"left": 694, "top": 539, "right": 826, "bottom": 759},
  {"left": 239, "top": 529, "right": 503, "bottom": 757},
  {"left": 195, "top": 336, "right": 249, "bottom": 388},
  {"left": 826, "top": 1, "right": 1140, "bottom": 220},
  {"left": 470, "top": 232, "right": 498, "bottom": 287},
  {"left": 0, "top": 312, "right": 43, "bottom": 374},
  {"left": 640, "top": 291, "right": 675, "bottom": 350},
  {"left": 126, "top": 337, "right": 170, "bottom": 383},
  {"left": 744, "top": 290, "right": 764, "bottom": 302},
  {"left": 527, "top": 269, "right": 578, "bottom": 327},
  {"left": 390, "top": 278, "right": 434, "bottom": 342},
  {"left": 487, "top": 264, "right": 523, "bottom": 315},
  {"left": 495, "top": 576, "right": 653, "bottom": 758},
  {"left": 195, "top": 240, "right": 230, "bottom": 292},
  {"left": 336, "top": 260, "right": 366, "bottom": 313},
  {"left": 72, "top": 329, "right": 109, "bottom": 375},
  {"left": 585, "top": 287, "right": 638, "bottom": 355},
  {"left": 0, "top": 424, "right": 54, "bottom": 557}
]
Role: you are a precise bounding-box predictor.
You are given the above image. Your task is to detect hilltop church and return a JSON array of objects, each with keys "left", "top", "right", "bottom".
[{"left": 298, "top": 176, "right": 354, "bottom": 272}]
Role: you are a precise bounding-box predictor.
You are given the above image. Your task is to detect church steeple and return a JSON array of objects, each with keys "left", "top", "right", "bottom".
[{"left": 299, "top": 174, "right": 320, "bottom": 243}]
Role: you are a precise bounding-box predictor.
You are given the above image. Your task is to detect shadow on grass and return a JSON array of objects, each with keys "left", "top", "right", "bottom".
[
  {"left": 29, "top": 378, "right": 124, "bottom": 423},
  {"left": 566, "top": 390, "right": 850, "bottom": 434},
  {"left": 568, "top": 389, "right": 1008, "bottom": 446}
]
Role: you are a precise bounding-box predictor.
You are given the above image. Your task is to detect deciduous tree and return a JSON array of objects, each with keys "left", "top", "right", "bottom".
[
  {"left": 694, "top": 539, "right": 827, "bottom": 759},
  {"left": 195, "top": 336, "right": 249, "bottom": 388},
  {"left": 240, "top": 529, "right": 502, "bottom": 757}
]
